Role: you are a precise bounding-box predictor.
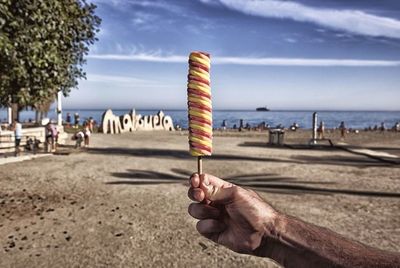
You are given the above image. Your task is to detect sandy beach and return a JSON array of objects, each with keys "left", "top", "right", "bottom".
[{"left": 0, "top": 130, "right": 399, "bottom": 267}]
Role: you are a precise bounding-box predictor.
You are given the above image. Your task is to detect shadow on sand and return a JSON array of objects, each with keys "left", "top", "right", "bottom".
[
  {"left": 88, "top": 147, "right": 399, "bottom": 168},
  {"left": 239, "top": 142, "right": 334, "bottom": 151},
  {"left": 106, "top": 169, "right": 400, "bottom": 199},
  {"left": 239, "top": 142, "right": 400, "bottom": 166}
]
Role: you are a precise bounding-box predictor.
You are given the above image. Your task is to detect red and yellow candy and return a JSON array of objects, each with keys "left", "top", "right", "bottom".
[{"left": 187, "top": 52, "right": 212, "bottom": 156}]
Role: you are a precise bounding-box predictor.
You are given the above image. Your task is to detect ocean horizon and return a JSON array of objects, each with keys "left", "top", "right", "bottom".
[{"left": 1, "top": 108, "right": 399, "bottom": 130}]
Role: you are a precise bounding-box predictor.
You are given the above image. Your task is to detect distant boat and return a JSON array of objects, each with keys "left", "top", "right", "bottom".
[{"left": 256, "top": 107, "right": 270, "bottom": 111}]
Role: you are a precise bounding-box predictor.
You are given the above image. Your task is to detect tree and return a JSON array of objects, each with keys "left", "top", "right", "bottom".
[{"left": 0, "top": 0, "right": 101, "bottom": 120}]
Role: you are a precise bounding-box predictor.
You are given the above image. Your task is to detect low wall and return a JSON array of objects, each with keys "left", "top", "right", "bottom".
[{"left": 0, "top": 126, "right": 67, "bottom": 153}]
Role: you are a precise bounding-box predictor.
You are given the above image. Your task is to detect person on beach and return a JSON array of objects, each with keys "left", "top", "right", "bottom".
[
  {"left": 66, "top": 113, "right": 71, "bottom": 127},
  {"left": 74, "top": 113, "right": 80, "bottom": 128},
  {"left": 258, "top": 121, "right": 267, "bottom": 131},
  {"left": 188, "top": 173, "right": 400, "bottom": 268},
  {"left": 238, "top": 119, "right": 244, "bottom": 132},
  {"left": 45, "top": 122, "right": 58, "bottom": 152},
  {"left": 290, "top": 122, "right": 299, "bottom": 131},
  {"left": 83, "top": 123, "right": 91, "bottom": 147},
  {"left": 317, "top": 121, "right": 325, "bottom": 139},
  {"left": 221, "top": 120, "right": 227, "bottom": 131},
  {"left": 88, "top": 117, "right": 95, "bottom": 133},
  {"left": 394, "top": 122, "right": 400, "bottom": 132},
  {"left": 72, "top": 130, "right": 85, "bottom": 148},
  {"left": 339, "top": 121, "right": 346, "bottom": 140},
  {"left": 380, "top": 122, "right": 386, "bottom": 132},
  {"left": 12, "top": 119, "right": 22, "bottom": 156}
]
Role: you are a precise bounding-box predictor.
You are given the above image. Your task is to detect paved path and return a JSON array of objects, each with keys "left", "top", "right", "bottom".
[{"left": 0, "top": 153, "right": 51, "bottom": 166}]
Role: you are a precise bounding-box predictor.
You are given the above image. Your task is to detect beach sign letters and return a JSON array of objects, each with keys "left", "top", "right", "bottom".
[{"left": 101, "top": 109, "right": 174, "bottom": 134}]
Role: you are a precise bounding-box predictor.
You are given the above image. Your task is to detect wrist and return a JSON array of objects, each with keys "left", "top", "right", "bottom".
[
  {"left": 265, "top": 210, "right": 286, "bottom": 240},
  {"left": 255, "top": 211, "right": 286, "bottom": 258}
]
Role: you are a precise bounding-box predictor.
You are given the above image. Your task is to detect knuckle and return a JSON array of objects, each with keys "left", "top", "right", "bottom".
[{"left": 231, "top": 185, "right": 241, "bottom": 196}]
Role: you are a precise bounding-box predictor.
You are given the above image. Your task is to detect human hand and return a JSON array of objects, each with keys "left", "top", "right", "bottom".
[{"left": 188, "top": 173, "right": 278, "bottom": 255}]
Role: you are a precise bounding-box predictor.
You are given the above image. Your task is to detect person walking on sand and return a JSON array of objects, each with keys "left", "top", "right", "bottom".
[
  {"left": 188, "top": 173, "right": 400, "bottom": 268},
  {"left": 339, "top": 121, "right": 346, "bottom": 140},
  {"left": 12, "top": 119, "right": 22, "bottom": 156}
]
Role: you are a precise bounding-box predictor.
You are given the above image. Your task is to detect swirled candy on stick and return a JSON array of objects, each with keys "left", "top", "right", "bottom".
[{"left": 187, "top": 51, "right": 212, "bottom": 174}]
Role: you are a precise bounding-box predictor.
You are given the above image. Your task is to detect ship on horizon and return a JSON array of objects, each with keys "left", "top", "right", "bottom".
[{"left": 256, "top": 106, "right": 270, "bottom": 111}]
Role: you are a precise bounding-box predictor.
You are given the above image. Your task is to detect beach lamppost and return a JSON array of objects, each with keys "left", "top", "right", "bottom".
[
  {"left": 57, "top": 91, "right": 63, "bottom": 126},
  {"left": 7, "top": 106, "right": 12, "bottom": 124},
  {"left": 7, "top": 104, "right": 12, "bottom": 125},
  {"left": 312, "top": 112, "right": 318, "bottom": 144}
]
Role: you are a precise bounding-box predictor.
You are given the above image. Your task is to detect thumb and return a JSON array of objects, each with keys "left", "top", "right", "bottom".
[{"left": 200, "top": 176, "right": 237, "bottom": 204}]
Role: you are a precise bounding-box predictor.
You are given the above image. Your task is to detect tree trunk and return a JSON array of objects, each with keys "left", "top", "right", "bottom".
[
  {"left": 35, "top": 110, "right": 39, "bottom": 124},
  {"left": 11, "top": 103, "right": 19, "bottom": 122}
]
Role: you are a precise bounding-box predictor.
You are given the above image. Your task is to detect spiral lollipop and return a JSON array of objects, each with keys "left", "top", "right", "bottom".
[{"left": 187, "top": 51, "right": 212, "bottom": 174}]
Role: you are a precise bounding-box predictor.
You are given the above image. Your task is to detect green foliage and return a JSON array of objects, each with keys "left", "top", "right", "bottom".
[{"left": 0, "top": 0, "right": 101, "bottom": 109}]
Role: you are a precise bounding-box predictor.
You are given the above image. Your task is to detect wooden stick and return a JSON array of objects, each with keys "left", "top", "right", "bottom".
[{"left": 197, "top": 156, "right": 202, "bottom": 175}]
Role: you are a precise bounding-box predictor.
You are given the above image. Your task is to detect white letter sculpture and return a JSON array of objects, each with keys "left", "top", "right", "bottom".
[{"left": 101, "top": 109, "right": 175, "bottom": 134}]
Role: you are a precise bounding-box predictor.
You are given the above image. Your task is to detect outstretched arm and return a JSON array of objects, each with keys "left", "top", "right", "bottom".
[
  {"left": 257, "top": 213, "right": 400, "bottom": 268},
  {"left": 188, "top": 173, "right": 400, "bottom": 268}
]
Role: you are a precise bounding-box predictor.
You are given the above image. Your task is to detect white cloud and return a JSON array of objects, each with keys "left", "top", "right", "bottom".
[
  {"left": 284, "top": 38, "right": 297, "bottom": 43},
  {"left": 199, "top": 0, "right": 221, "bottom": 7},
  {"left": 213, "top": 57, "right": 400, "bottom": 67},
  {"left": 203, "top": 0, "right": 400, "bottom": 39},
  {"left": 92, "top": 0, "right": 125, "bottom": 7},
  {"left": 86, "top": 74, "right": 172, "bottom": 87},
  {"left": 131, "top": 11, "right": 161, "bottom": 31},
  {"left": 88, "top": 53, "right": 187, "bottom": 63},
  {"left": 87, "top": 53, "right": 400, "bottom": 67},
  {"left": 93, "top": 0, "right": 181, "bottom": 14},
  {"left": 130, "top": 1, "right": 181, "bottom": 13}
]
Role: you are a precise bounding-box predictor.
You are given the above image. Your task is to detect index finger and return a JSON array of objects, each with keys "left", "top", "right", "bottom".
[
  {"left": 190, "top": 173, "right": 201, "bottom": 188},
  {"left": 190, "top": 173, "right": 234, "bottom": 189},
  {"left": 201, "top": 173, "right": 234, "bottom": 189}
]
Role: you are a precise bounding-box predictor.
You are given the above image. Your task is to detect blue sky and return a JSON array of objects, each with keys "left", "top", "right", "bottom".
[{"left": 65, "top": 0, "right": 400, "bottom": 110}]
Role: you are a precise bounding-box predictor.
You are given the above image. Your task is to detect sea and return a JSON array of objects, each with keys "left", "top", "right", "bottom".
[{"left": 1, "top": 109, "right": 400, "bottom": 130}]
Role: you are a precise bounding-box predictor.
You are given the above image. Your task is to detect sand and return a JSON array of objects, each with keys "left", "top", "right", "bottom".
[{"left": 0, "top": 130, "right": 399, "bottom": 267}]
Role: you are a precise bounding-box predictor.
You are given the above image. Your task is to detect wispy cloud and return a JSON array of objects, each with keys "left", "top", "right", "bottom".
[
  {"left": 129, "top": 1, "right": 181, "bottom": 13},
  {"left": 93, "top": 0, "right": 181, "bottom": 14},
  {"left": 88, "top": 53, "right": 186, "bottom": 63},
  {"left": 214, "top": 57, "right": 400, "bottom": 67},
  {"left": 201, "top": 0, "right": 400, "bottom": 39},
  {"left": 284, "top": 38, "right": 297, "bottom": 43},
  {"left": 131, "top": 11, "right": 161, "bottom": 31},
  {"left": 86, "top": 74, "right": 173, "bottom": 87},
  {"left": 87, "top": 53, "right": 400, "bottom": 67}
]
